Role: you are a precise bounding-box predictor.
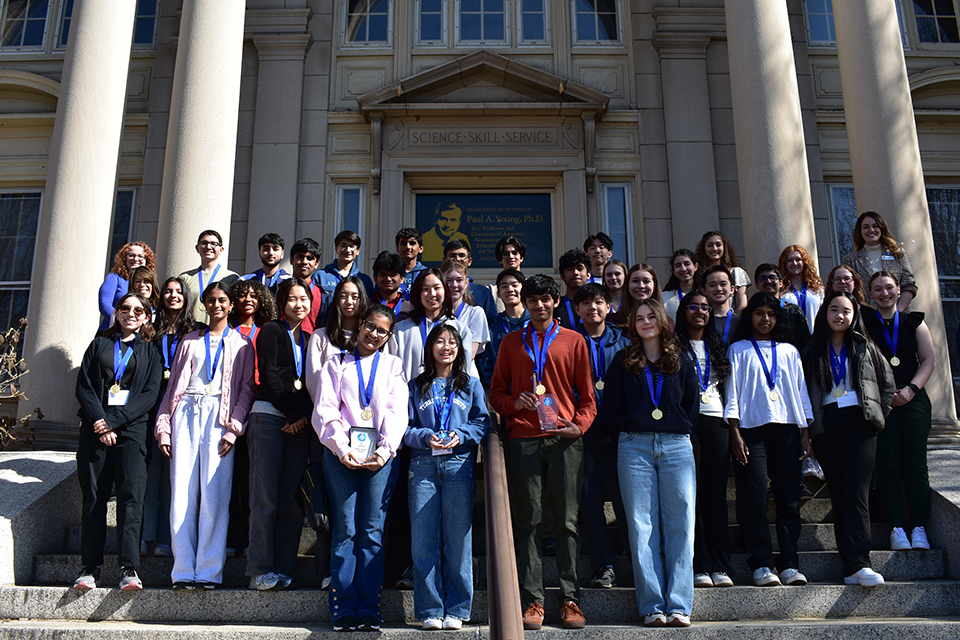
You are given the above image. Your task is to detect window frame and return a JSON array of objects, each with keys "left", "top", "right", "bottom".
[
  {"left": 415, "top": 0, "right": 447, "bottom": 47},
  {"left": 335, "top": 184, "right": 367, "bottom": 257},
  {"left": 803, "top": 0, "right": 910, "bottom": 49},
  {"left": 516, "top": 0, "right": 550, "bottom": 45},
  {"left": 0, "top": 190, "right": 43, "bottom": 332},
  {"left": 912, "top": 0, "right": 960, "bottom": 46},
  {"left": 0, "top": 0, "right": 53, "bottom": 53},
  {"left": 341, "top": 0, "right": 393, "bottom": 48},
  {"left": 570, "top": 0, "right": 623, "bottom": 46},
  {"left": 54, "top": 0, "right": 159, "bottom": 52},
  {"left": 599, "top": 181, "right": 634, "bottom": 266},
  {"left": 455, "top": 0, "right": 509, "bottom": 46}
]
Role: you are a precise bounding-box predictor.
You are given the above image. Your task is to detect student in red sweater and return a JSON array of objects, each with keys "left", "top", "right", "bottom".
[{"left": 490, "top": 274, "right": 597, "bottom": 631}]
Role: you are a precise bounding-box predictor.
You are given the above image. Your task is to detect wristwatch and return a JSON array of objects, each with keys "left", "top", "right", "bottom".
[{"left": 907, "top": 383, "right": 921, "bottom": 395}]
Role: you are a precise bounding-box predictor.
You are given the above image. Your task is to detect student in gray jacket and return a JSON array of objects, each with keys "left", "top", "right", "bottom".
[{"left": 802, "top": 291, "right": 895, "bottom": 587}]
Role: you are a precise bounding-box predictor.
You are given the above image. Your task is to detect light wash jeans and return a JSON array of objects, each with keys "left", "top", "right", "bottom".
[
  {"left": 618, "top": 431, "right": 696, "bottom": 617},
  {"left": 408, "top": 450, "right": 476, "bottom": 621}
]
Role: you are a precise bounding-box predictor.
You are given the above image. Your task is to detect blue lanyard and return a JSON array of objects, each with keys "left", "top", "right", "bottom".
[
  {"left": 791, "top": 282, "right": 808, "bottom": 312},
  {"left": 876, "top": 309, "right": 899, "bottom": 357},
  {"left": 644, "top": 366, "right": 664, "bottom": 409},
  {"left": 198, "top": 264, "right": 221, "bottom": 298},
  {"left": 523, "top": 321, "right": 561, "bottom": 386},
  {"left": 749, "top": 337, "right": 778, "bottom": 393},
  {"left": 161, "top": 334, "right": 178, "bottom": 370},
  {"left": 692, "top": 343, "right": 710, "bottom": 393},
  {"left": 432, "top": 378, "right": 454, "bottom": 432},
  {"left": 722, "top": 310, "right": 733, "bottom": 344},
  {"left": 829, "top": 344, "right": 847, "bottom": 388},
  {"left": 259, "top": 268, "right": 281, "bottom": 289},
  {"left": 283, "top": 320, "right": 305, "bottom": 381},
  {"left": 500, "top": 317, "right": 529, "bottom": 335},
  {"left": 377, "top": 292, "right": 402, "bottom": 311},
  {"left": 399, "top": 283, "right": 409, "bottom": 301},
  {"left": 419, "top": 317, "right": 438, "bottom": 348},
  {"left": 563, "top": 296, "right": 579, "bottom": 327},
  {"left": 354, "top": 349, "right": 380, "bottom": 410},
  {"left": 589, "top": 336, "right": 604, "bottom": 383},
  {"left": 455, "top": 301, "right": 466, "bottom": 318},
  {"left": 113, "top": 337, "right": 136, "bottom": 384},
  {"left": 205, "top": 326, "right": 230, "bottom": 383}
]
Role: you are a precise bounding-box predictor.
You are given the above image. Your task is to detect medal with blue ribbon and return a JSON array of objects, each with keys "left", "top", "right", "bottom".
[
  {"left": 876, "top": 309, "right": 901, "bottom": 367},
  {"left": 750, "top": 337, "right": 779, "bottom": 402},
  {"left": 161, "top": 333, "right": 178, "bottom": 381},
  {"left": 355, "top": 349, "right": 380, "bottom": 422},
  {"left": 829, "top": 343, "right": 847, "bottom": 398},
  {"left": 589, "top": 336, "right": 605, "bottom": 391},
  {"left": 204, "top": 326, "right": 230, "bottom": 395},
  {"left": 644, "top": 366, "right": 664, "bottom": 420},
  {"left": 693, "top": 343, "right": 711, "bottom": 404},
  {"left": 110, "top": 337, "right": 136, "bottom": 395},
  {"left": 284, "top": 320, "right": 305, "bottom": 391},
  {"left": 523, "top": 320, "right": 561, "bottom": 395}
]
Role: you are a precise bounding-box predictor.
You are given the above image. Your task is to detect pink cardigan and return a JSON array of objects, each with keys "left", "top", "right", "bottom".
[
  {"left": 312, "top": 350, "right": 408, "bottom": 462},
  {"left": 155, "top": 329, "right": 256, "bottom": 447}
]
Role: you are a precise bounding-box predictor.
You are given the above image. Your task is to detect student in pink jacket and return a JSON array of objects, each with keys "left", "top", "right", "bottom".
[{"left": 155, "top": 281, "right": 256, "bottom": 590}]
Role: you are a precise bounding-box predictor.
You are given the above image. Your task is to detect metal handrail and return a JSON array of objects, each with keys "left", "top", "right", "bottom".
[{"left": 483, "top": 426, "right": 524, "bottom": 640}]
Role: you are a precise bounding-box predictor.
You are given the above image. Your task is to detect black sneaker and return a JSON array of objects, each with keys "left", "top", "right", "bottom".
[
  {"left": 542, "top": 537, "right": 556, "bottom": 556},
  {"left": 356, "top": 614, "right": 381, "bottom": 632},
  {"left": 590, "top": 565, "right": 616, "bottom": 588},
  {"left": 171, "top": 580, "right": 196, "bottom": 591},
  {"left": 73, "top": 566, "right": 100, "bottom": 590},
  {"left": 333, "top": 615, "right": 356, "bottom": 632},
  {"left": 118, "top": 566, "right": 142, "bottom": 591},
  {"left": 394, "top": 567, "right": 414, "bottom": 590},
  {"left": 195, "top": 581, "right": 217, "bottom": 590}
]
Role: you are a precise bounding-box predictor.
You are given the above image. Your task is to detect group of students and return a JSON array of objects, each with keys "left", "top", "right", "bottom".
[{"left": 74, "top": 210, "right": 935, "bottom": 631}]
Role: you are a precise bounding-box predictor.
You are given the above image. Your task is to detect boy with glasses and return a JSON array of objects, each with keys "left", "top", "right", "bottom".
[
  {"left": 316, "top": 230, "right": 375, "bottom": 298},
  {"left": 179, "top": 230, "right": 239, "bottom": 324}
]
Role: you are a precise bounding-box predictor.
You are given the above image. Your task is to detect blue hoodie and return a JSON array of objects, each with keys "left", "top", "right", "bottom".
[
  {"left": 577, "top": 322, "right": 632, "bottom": 432},
  {"left": 404, "top": 375, "right": 490, "bottom": 456},
  {"left": 479, "top": 310, "right": 530, "bottom": 387},
  {"left": 314, "top": 260, "right": 374, "bottom": 298}
]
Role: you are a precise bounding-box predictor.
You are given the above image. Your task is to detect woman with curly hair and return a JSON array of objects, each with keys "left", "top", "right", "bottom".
[
  {"left": 824, "top": 265, "right": 866, "bottom": 306},
  {"left": 842, "top": 212, "right": 917, "bottom": 311},
  {"left": 99, "top": 242, "right": 155, "bottom": 331},
  {"left": 695, "top": 231, "right": 750, "bottom": 314},
  {"left": 779, "top": 245, "right": 823, "bottom": 334},
  {"left": 604, "top": 299, "right": 699, "bottom": 627}
]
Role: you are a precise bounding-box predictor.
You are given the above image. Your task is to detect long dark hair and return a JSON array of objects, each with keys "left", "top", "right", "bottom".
[
  {"left": 852, "top": 211, "right": 904, "bottom": 258},
  {"left": 806, "top": 291, "right": 884, "bottom": 393},
  {"left": 662, "top": 249, "right": 700, "bottom": 293},
  {"left": 410, "top": 267, "right": 454, "bottom": 323},
  {"left": 730, "top": 292, "right": 787, "bottom": 344},
  {"left": 128, "top": 266, "right": 160, "bottom": 313},
  {"left": 229, "top": 279, "right": 276, "bottom": 327},
  {"left": 621, "top": 298, "right": 681, "bottom": 376},
  {"left": 155, "top": 277, "right": 196, "bottom": 338},
  {"left": 101, "top": 293, "right": 156, "bottom": 342},
  {"left": 416, "top": 324, "right": 471, "bottom": 397},
  {"left": 674, "top": 291, "right": 730, "bottom": 384},
  {"left": 326, "top": 275, "right": 370, "bottom": 352},
  {"left": 695, "top": 229, "right": 744, "bottom": 271},
  {"left": 276, "top": 277, "right": 313, "bottom": 320}
]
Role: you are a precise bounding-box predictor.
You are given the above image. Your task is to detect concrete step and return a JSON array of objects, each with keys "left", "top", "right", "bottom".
[
  {"left": 3, "top": 582, "right": 960, "bottom": 624},
  {"left": 35, "top": 546, "right": 946, "bottom": 589},
  {"left": 2, "top": 619, "right": 960, "bottom": 640},
  {"left": 727, "top": 497, "right": 835, "bottom": 524}
]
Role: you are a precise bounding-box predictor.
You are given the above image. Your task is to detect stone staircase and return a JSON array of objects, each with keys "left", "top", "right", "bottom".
[{"left": 2, "top": 476, "right": 960, "bottom": 638}]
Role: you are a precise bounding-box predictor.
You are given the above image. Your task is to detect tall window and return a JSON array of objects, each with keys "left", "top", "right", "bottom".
[
  {"left": 804, "top": 0, "right": 909, "bottom": 47},
  {"left": 108, "top": 188, "right": 138, "bottom": 267},
  {"left": 416, "top": 0, "right": 445, "bottom": 45},
  {"left": 58, "top": 0, "right": 159, "bottom": 50},
  {"left": 344, "top": 0, "right": 390, "bottom": 45},
  {"left": 518, "top": 0, "right": 548, "bottom": 44},
  {"left": 336, "top": 186, "right": 366, "bottom": 254},
  {"left": 914, "top": 0, "right": 960, "bottom": 43},
  {"left": 572, "top": 0, "right": 619, "bottom": 44},
  {"left": 0, "top": 0, "right": 49, "bottom": 50},
  {"left": 0, "top": 193, "right": 40, "bottom": 332},
  {"left": 457, "top": 0, "right": 506, "bottom": 44},
  {"left": 600, "top": 183, "right": 633, "bottom": 265}
]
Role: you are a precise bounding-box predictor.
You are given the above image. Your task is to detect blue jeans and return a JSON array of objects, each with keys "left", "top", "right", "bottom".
[
  {"left": 618, "top": 432, "right": 695, "bottom": 617},
  {"left": 323, "top": 447, "right": 398, "bottom": 620},
  {"left": 408, "top": 450, "right": 476, "bottom": 621}
]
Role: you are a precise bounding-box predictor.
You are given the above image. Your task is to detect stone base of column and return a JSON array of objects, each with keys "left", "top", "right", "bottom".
[
  {"left": 930, "top": 419, "right": 960, "bottom": 446},
  {"left": 11, "top": 420, "right": 78, "bottom": 452}
]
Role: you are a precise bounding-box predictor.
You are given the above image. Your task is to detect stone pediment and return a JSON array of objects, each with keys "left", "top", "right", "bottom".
[{"left": 357, "top": 51, "right": 609, "bottom": 119}]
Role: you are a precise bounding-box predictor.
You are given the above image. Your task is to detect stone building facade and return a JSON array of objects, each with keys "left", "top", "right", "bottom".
[{"left": 0, "top": 0, "right": 958, "bottom": 441}]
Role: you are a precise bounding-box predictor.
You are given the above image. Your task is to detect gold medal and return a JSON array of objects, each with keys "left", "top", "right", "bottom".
[
  {"left": 595, "top": 380, "right": 605, "bottom": 391},
  {"left": 206, "top": 383, "right": 218, "bottom": 395},
  {"left": 890, "top": 356, "right": 900, "bottom": 367},
  {"left": 109, "top": 383, "right": 121, "bottom": 395},
  {"left": 361, "top": 408, "right": 373, "bottom": 421},
  {"left": 163, "top": 370, "right": 170, "bottom": 380},
  {"left": 294, "top": 379, "right": 302, "bottom": 391},
  {"left": 652, "top": 408, "right": 663, "bottom": 421},
  {"left": 833, "top": 388, "right": 845, "bottom": 398},
  {"left": 768, "top": 390, "right": 779, "bottom": 402},
  {"left": 701, "top": 392, "right": 712, "bottom": 404},
  {"left": 535, "top": 384, "right": 546, "bottom": 396}
]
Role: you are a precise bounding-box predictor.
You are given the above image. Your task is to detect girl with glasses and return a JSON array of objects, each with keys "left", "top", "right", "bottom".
[
  {"left": 74, "top": 293, "right": 162, "bottom": 591},
  {"left": 98, "top": 242, "right": 155, "bottom": 331},
  {"left": 314, "top": 304, "right": 407, "bottom": 632}
]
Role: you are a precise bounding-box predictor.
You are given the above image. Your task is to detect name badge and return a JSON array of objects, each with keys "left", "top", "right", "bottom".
[
  {"left": 837, "top": 390, "right": 860, "bottom": 409},
  {"left": 881, "top": 254, "right": 895, "bottom": 261},
  {"left": 108, "top": 390, "right": 130, "bottom": 406},
  {"left": 349, "top": 426, "right": 376, "bottom": 461}
]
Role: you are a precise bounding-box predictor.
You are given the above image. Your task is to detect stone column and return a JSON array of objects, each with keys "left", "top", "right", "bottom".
[
  {"left": 154, "top": 0, "right": 246, "bottom": 277},
  {"left": 833, "top": 0, "right": 959, "bottom": 440},
  {"left": 20, "top": 0, "right": 136, "bottom": 441},
  {"left": 653, "top": 32, "right": 720, "bottom": 252},
  {"left": 724, "top": 0, "right": 818, "bottom": 268},
  {"left": 244, "top": 33, "right": 310, "bottom": 271}
]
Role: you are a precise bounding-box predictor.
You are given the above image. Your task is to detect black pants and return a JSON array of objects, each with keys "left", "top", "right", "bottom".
[
  {"left": 383, "top": 445, "right": 412, "bottom": 583},
  {"left": 813, "top": 404, "right": 877, "bottom": 577},
  {"left": 77, "top": 425, "right": 148, "bottom": 569},
  {"left": 734, "top": 423, "right": 801, "bottom": 572},
  {"left": 579, "top": 432, "right": 628, "bottom": 567},
  {"left": 226, "top": 432, "right": 250, "bottom": 553},
  {"left": 692, "top": 415, "right": 733, "bottom": 575}
]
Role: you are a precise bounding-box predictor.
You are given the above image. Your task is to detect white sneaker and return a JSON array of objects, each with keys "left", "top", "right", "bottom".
[
  {"left": 911, "top": 526, "right": 930, "bottom": 550},
  {"left": 666, "top": 613, "right": 691, "bottom": 627},
  {"left": 643, "top": 613, "right": 667, "bottom": 627},
  {"left": 753, "top": 567, "right": 780, "bottom": 586},
  {"left": 779, "top": 568, "right": 807, "bottom": 586},
  {"left": 321, "top": 575, "right": 332, "bottom": 590},
  {"left": 248, "top": 572, "right": 281, "bottom": 591},
  {"left": 693, "top": 573, "right": 713, "bottom": 587},
  {"left": 890, "top": 527, "right": 911, "bottom": 550},
  {"left": 422, "top": 618, "right": 442, "bottom": 630},
  {"left": 844, "top": 567, "right": 885, "bottom": 587},
  {"left": 711, "top": 572, "right": 734, "bottom": 587},
  {"left": 442, "top": 617, "right": 463, "bottom": 630}
]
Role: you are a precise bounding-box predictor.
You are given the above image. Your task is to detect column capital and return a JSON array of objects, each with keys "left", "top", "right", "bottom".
[
  {"left": 252, "top": 33, "right": 312, "bottom": 62},
  {"left": 652, "top": 32, "right": 712, "bottom": 59}
]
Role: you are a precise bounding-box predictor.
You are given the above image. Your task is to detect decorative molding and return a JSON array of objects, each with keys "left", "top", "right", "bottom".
[
  {"left": 252, "top": 33, "right": 312, "bottom": 62},
  {"left": 370, "top": 113, "right": 383, "bottom": 195},
  {"left": 243, "top": 9, "right": 311, "bottom": 36},
  {"left": 651, "top": 32, "right": 713, "bottom": 59},
  {"left": 583, "top": 112, "right": 596, "bottom": 194}
]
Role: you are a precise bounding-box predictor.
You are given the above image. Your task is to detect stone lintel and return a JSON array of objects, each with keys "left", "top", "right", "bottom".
[
  {"left": 652, "top": 32, "right": 713, "bottom": 59},
  {"left": 252, "top": 34, "right": 312, "bottom": 62}
]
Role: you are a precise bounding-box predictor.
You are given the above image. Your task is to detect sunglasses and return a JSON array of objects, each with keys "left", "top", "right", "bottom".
[{"left": 119, "top": 304, "right": 145, "bottom": 317}]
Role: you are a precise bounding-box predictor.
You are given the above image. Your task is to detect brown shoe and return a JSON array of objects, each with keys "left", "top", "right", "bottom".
[
  {"left": 560, "top": 601, "right": 586, "bottom": 629},
  {"left": 522, "top": 602, "right": 544, "bottom": 630}
]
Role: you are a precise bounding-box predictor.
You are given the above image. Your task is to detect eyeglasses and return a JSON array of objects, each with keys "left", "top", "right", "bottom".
[
  {"left": 337, "top": 243, "right": 358, "bottom": 251},
  {"left": 119, "top": 305, "right": 145, "bottom": 317},
  {"left": 832, "top": 276, "right": 854, "bottom": 284},
  {"left": 686, "top": 304, "right": 711, "bottom": 312},
  {"left": 362, "top": 321, "right": 390, "bottom": 338},
  {"left": 756, "top": 274, "right": 780, "bottom": 282},
  {"left": 199, "top": 241, "right": 221, "bottom": 248}
]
